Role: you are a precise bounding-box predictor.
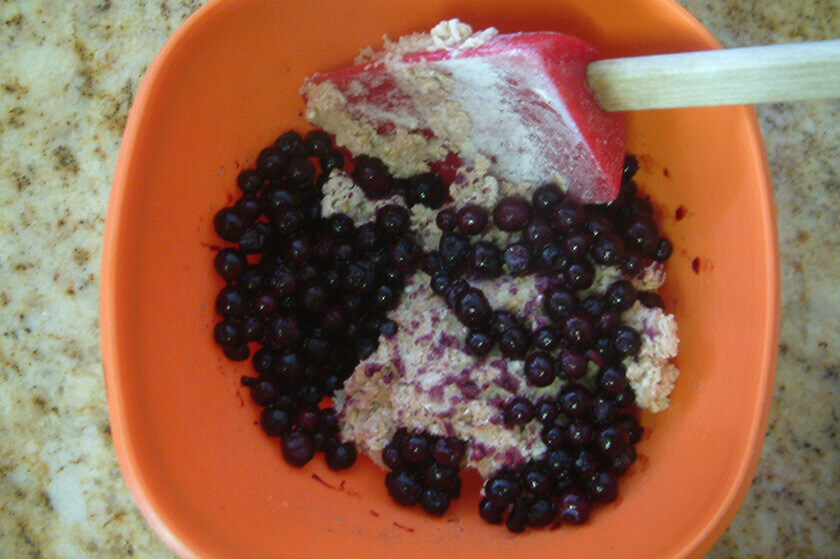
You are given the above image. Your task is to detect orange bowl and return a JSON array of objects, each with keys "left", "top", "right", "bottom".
[{"left": 101, "top": 0, "right": 779, "bottom": 556}]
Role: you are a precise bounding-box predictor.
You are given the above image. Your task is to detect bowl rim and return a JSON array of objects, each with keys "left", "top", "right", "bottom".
[{"left": 100, "top": 0, "right": 780, "bottom": 556}]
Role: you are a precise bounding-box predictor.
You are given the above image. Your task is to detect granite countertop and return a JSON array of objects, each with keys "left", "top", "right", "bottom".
[{"left": 1, "top": 0, "right": 838, "bottom": 556}]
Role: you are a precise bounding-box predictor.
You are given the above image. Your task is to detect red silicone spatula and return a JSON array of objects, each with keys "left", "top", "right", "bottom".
[{"left": 305, "top": 33, "right": 840, "bottom": 203}]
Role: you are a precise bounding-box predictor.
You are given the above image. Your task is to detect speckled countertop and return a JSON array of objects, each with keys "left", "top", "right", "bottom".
[{"left": 1, "top": 0, "right": 838, "bottom": 556}]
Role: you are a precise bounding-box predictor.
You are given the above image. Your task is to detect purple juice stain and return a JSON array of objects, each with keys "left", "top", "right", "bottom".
[
  {"left": 364, "top": 363, "right": 383, "bottom": 378},
  {"left": 439, "top": 331, "right": 461, "bottom": 349}
]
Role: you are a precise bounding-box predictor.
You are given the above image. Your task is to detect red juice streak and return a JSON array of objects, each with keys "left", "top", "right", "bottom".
[{"left": 393, "top": 522, "right": 415, "bottom": 533}]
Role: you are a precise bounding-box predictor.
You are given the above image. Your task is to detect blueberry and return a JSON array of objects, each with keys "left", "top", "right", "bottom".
[
  {"left": 436, "top": 208, "right": 457, "bottom": 231},
  {"left": 562, "top": 231, "right": 593, "bottom": 261},
  {"left": 535, "top": 242, "right": 564, "bottom": 272},
  {"left": 454, "top": 288, "right": 492, "bottom": 328},
  {"left": 622, "top": 155, "right": 639, "bottom": 181},
  {"left": 614, "top": 386, "right": 637, "bottom": 409},
  {"left": 535, "top": 399, "right": 558, "bottom": 425},
  {"left": 215, "top": 286, "right": 247, "bottom": 317},
  {"left": 320, "top": 149, "right": 344, "bottom": 174},
  {"left": 251, "top": 347, "right": 276, "bottom": 375},
  {"left": 385, "top": 469, "right": 423, "bottom": 506},
  {"left": 596, "top": 309, "right": 621, "bottom": 333},
  {"left": 431, "top": 437, "right": 466, "bottom": 467},
  {"left": 444, "top": 278, "right": 470, "bottom": 308},
  {"left": 256, "top": 146, "right": 286, "bottom": 176},
  {"left": 498, "top": 324, "right": 530, "bottom": 359},
  {"left": 544, "top": 448, "right": 574, "bottom": 478},
  {"left": 557, "top": 350, "right": 587, "bottom": 380},
  {"left": 561, "top": 312, "right": 595, "bottom": 346},
  {"left": 389, "top": 237, "right": 420, "bottom": 272},
  {"left": 612, "top": 326, "right": 642, "bottom": 356},
  {"left": 493, "top": 196, "right": 531, "bottom": 231},
  {"left": 213, "top": 320, "right": 242, "bottom": 348},
  {"left": 638, "top": 291, "right": 665, "bottom": 309},
  {"left": 524, "top": 352, "right": 555, "bottom": 387},
  {"left": 526, "top": 498, "right": 556, "bottom": 527},
  {"left": 566, "top": 419, "right": 593, "bottom": 447},
  {"left": 598, "top": 365, "right": 629, "bottom": 395},
  {"left": 533, "top": 325, "right": 561, "bottom": 352},
  {"left": 479, "top": 497, "right": 506, "bottom": 524},
  {"left": 260, "top": 407, "right": 292, "bottom": 436},
  {"left": 485, "top": 475, "right": 520, "bottom": 505},
  {"left": 505, "top": 497, "right": 529, "bottom": 533},
  {"left": 653, "top": 238, "right": 673, "bottom": 262},
  {"left": 438, "top": 232, "right": 471, "bottom": 273},
  {"left": 376, "top": 204, "right": 410, "bottom": 236},
  {"left": 401, "top": 434, "right": 431, "bottom": 464},
  {"left": 592, "top": 395, "right": 618, "bottom": 426},
  {"left": 235, "top": 195, "right": 264, "bottom": 222},
  {"left": 591, "top": 232, "right": 626, "bottom": 265},
  {"left": 465, "top": 329, "right": 495, "bottom": 357},
  {"left": 624, "top": 215, "right": 659, "bottom": 255},
  {"left": 237, "top": 168, "right": 265, "bottom": 194},
  {"left": 325, "top": 441, "right": 357, "bottom": 470},
  {"left": 610, "top": 445, "right": 637, "bottom": 475},
  {"left": 502, "top": 243, "right": 532, "bottom": 276},
  {"left": 270, "top": 315, "right": 301, "bottom": 347},
  {"left": 469, "top": 241, "right": 503, "bottom": 278},
  {"left": 353, "top": 155, "right": 392, "bottom": 199},
  {"left": 430, "top": 273, "right": 451, "bottom": 296},
  {"left": 327, "top": 213, "right": 355, "bottom": 238},
  {"left": 585, "top": 213, "right": 613, "bottom": 237},
  {"left": 573, "top": 448, "right": 602, "bottom": 477},
  {"left": 564, "top": 261, "right": 595, "bottom": 290},
  {"left": 541, "top": 424, "right": 566, "bottom": 449},
  {"left": 420, "top": 487, "right": 451, "bottom": 516},
  {"left": 214, "top": 208, "right": 249, "bottom": 242},
  {"left": 606, "top": 280, "right": 638, "bottom": 311},
  {"left": 274, "top": 207, "right": 305, "bottom": 235},
  {"left": 594, "top": 426, "right": 630, "bottom": 459},
  {"left": 586, "top": 471, "right": 619, "bottom": 503},
  {"left": 531, "top": 183, "right": 564, "bottom": 215},
  {"left": 304, "top": 129, "right": 332, "bottom": 155},
  {"left": 504, "top": 397, "right": 535, "bottom": 426},
  {"left": 284, "top": 155, "right": 316, "bottom": 184},
  {"left": 244, "top": 378, "right": 279, "bottom": 406},
  {"left": 613, "top": 413, "right": 643, "bottom": 444},
  {"left": 382, "top": 442, "right": 404, "bottom": 470},
  {"left": 523, "top": 217, "right": 554, "bottom": 247},
  {"left": 558, "top": 384, "right": 592, "bottom": 418},
  {"left": 275, "top": 130, "right": 306, "bottom": 155},
  {"left": 456, "top": 204, "right": 489, "bottom": 235},
  {"left": 489, "top": 310, "right": 520, "bottom": 338},
  {"left": 621, "top": 253, "right": 644, "bottom": 275},
  {"left": 407, "top": 172, "right": 445, "bottom": 208},
  {"left": 214, "top": 248, "right": 246, "bottom": 282},
  {"left": 424, "top": 463, "right": 460, "bottom": 493},
  {"left": 354, "top": 223, "right": 380, "bottom": 251},
  {"left": 275, "top": 351, "right": 304, "bottom": 382},
  {"left": 294, "top": 407, "right": 320, "bottom": 434},
  {"left": 550, "top": 200, "right": 585, "bottom": 231},
  {"left": 543, "top": 285, "right": 578, "bottom": 321},
  {"left": 521, "top": 468, "right": 551, "bottom": 494},
  {"left": 280, "top": 430, "right": 315, "bottom": 467},
  {"left": 558, "top": 490, "right": 592, "bottom": 524}
]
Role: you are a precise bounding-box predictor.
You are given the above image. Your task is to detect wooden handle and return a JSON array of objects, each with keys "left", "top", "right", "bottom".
[{"left": 586, "top": 40, "right": 840, "bottom": 111}]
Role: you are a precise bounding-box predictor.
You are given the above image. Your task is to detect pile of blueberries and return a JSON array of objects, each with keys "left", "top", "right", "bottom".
[
  {"left": 212, "top": 126, "right": 672, "bottom": 532},
  {"left": 211, "top": 130, "right": 444, "bottom": 472},
  {"left": 381, "top": 429, "right": 466, "bottom": 516}
]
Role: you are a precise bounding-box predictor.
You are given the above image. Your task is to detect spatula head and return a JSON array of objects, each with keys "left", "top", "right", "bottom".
[{"left": 305, "top": 32, "right": 624, "bottom": 203}]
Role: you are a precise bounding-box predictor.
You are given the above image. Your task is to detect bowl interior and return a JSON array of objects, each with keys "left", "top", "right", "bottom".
[{"left": 102, "top": 0, "right": 778, "bottom": 556}]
